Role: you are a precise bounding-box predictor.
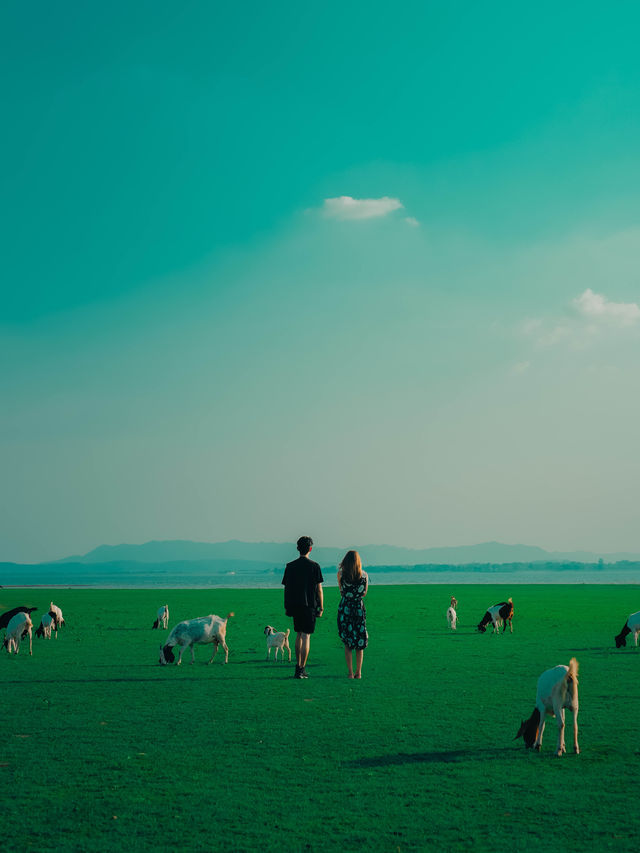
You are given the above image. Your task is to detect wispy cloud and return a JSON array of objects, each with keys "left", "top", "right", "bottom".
[
  {"left": 404, "top": 216, "right": 420, "bottom": 227},
  {"left": 572, "top": 288, "right": 640, "bottom": 326},
  {"left": 322, "top": 195, "right": 404, "bottom": 220},
  {"left": 510, "top": 360, "right": 531, "bottom": 375},
  {"left": 522, "top": 289, "right": 640, "bottom": 350}
]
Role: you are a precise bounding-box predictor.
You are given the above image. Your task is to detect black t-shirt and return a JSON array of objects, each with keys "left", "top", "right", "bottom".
[{"left": 282, "top": 556, "right": 324, "bottom": 613}]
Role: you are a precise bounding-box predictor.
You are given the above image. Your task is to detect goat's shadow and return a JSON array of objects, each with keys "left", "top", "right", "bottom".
[
  {"left": 347, "top": 747, "right": 591, "bottom": 767},
  {"left": 345, "top": 748, "right": 506, "bottom": 767},
  {"left": 570, "top": 647, "right": 618, "bottom": 655},
  {"left": 1, "top": 676, "right": 204, "bottom": 685}
]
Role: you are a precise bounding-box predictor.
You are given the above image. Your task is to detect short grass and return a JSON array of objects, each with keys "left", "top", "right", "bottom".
[{"left": 2, "top": 584, "right": 640, "bottom": 852}]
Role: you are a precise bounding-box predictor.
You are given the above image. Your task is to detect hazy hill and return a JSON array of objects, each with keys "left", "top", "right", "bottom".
[
  {"left": 57, "top": 538, "right": 633, "bottom": 567},
  {"left": 2, "top": 556, "right": 640, "bottom": 589}
]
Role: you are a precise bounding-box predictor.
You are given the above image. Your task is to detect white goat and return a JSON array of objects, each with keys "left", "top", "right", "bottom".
[
  {"left": 3, "top": 612, "right": 33, "bottom": 656},
  {"left": 515, "top": 658, "right": 579, "bottom": 757},
  {"left": 446, "top": 606, "right": 457, "bottom": 630},
  {"left": 49, "top": 602, "right": 65, "bottom": 635},
  {"left": 264, "top": 625, "right": 291, "bottom": 661},
  {"left": 159, "top": 613, "right": 233, "bottom": 665},
  {"left": 152, "top": 605, "right": 170, "bottom": 630},
  {"left": 35, "top": 612, "right": 54, "bottom": 640},
  {"left": 615, "top": 611, "right": 640, "bottom": 648}
]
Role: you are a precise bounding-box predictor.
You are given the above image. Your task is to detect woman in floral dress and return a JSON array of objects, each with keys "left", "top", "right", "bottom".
[{"left": 337, "top": 550, "right": 368, "bottom": 679}]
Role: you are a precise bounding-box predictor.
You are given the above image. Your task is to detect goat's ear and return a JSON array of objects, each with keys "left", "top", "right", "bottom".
[{"left": 514, "top": 720, "right": 526, "bottom": 740}]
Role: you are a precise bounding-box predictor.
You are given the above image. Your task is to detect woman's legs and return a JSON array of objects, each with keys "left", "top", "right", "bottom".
[
  {"left": 343, "top": 644, "right": 354, "bottom": 677},
  {"left": 354, "top": 648, "right": 364, "bottom": 678}
]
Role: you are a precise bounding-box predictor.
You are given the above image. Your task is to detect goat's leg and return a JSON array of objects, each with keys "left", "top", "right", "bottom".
[
  {"left": 556, "top": 708, "right": 566, "bottom": 756},
  {"left": 286, "top": 643, "right": 291, "bottom": 662},
  {"left": 534, "top": 715, "right": 546, "bottom": 751},
  {"left": 221, "top": 639, "right": 229, "bottom": 663},
  {"left": 207, "top": 640, "right": 219, "bottom": 664},
  {"left": 266, "top": 646, "right": 271, "bottom": 661},
  {"left": 176, "top": 644, "right": 187, "bottom": 665},
  {"left": 572, "top": 708, "right": 579, "bottom": 754},
  {"left": 28, "top": 631, "right": 32, "bottom": 656}
]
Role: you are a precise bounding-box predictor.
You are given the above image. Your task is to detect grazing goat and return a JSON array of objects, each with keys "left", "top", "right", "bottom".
[
  {"left": 446, "top": 606, "right": 457, "bottom": 630},
  {"left": 264, "top": 625, "right": 291, "bottom": 661},
  {"left": 35, "top": 612, "right": 54, "bottom": 639},
  {"left": 49, "top": 602, "right": 65, "bottom": 633},
  {"left": 477, "top": 599, "right": 513, "bottom": 633},
  {"left": 0, "top": 606, "right": 37, "bottom": 630},
  {"left": 614, "top": 611, "right": 640, "bottom": 648},
  {"left": 152, "top": 605, "right": 170, "bottom": 630},
  {"left": 3, "top": 612, "right": 33, "bottom": 656},
  {"left": 515, "top": 658, "right": 579, "bottom": 757},
  {"left": 159, "top": 613, "right": 233, "bottom": 666}
]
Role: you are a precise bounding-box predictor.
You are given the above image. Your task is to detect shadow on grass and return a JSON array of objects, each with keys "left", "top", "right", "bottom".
[
  {"left": 348, "top": 748, "right": 514, "bottom": 766},
  {"left": 570, "top": 647, "right": 617, "bottom": 655},
  {"left": 349, "top": 748, "right": 595, "bottom": 767},
  {"left": 1, "top": 675, "right": 204, "bottom": 684}
]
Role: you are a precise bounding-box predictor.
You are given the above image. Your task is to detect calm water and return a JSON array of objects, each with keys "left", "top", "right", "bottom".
[{"left": 5, "top": 569, "right": 639, "bottom": 589}]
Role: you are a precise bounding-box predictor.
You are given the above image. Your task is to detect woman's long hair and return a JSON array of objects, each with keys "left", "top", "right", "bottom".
[{"left": 339, "top": 550, "right": 362, "bottom": 584}]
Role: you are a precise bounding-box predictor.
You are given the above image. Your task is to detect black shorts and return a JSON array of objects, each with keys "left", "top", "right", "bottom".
[{"left": 290, "top": 606, "right": 316, "bottom": 635}]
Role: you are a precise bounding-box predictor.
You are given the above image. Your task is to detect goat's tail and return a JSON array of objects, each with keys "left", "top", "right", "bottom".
[
  {"left": 225, "top": 612, "right": 235, "bottom": 621},
  {"left": 567, "top": 657, "right": 579, "bottom": 703},
  {"left": 285, "top": 628, "right": 290, "bottom": 638}
]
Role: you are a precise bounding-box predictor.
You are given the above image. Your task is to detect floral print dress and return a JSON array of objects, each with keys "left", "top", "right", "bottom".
[{"left": 337, "top": 572, "right": 368, "bottom": 650}]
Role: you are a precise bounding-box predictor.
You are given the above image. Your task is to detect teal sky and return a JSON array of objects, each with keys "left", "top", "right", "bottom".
[{"left": 3, "top": 1, "right": 640, "bottom": 562}]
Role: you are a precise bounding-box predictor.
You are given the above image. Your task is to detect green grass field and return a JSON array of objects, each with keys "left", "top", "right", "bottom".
[{"left": 2, "top": 584, "right": 640, "bottom": 852}]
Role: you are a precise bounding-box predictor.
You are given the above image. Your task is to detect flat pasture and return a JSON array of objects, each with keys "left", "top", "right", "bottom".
[{"left": 2, "top": 584, "right": 639, "bottom": 852}]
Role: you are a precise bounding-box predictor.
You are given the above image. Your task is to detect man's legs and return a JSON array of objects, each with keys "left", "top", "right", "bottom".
[{"left": 296, "top": 631, "right": 310, "bottom": 670}]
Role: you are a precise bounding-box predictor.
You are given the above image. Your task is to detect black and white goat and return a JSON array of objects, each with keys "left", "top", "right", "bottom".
[
  {"left": 477, "top": 599, "right": 513, "bottom": 633},
  {"left": 35, "top": 612, "right": 54, "bottom": 639},
  {"left": 614, "top": 611, "right": 640, "bottom": 648},
  {"left": 515, "top": 658, "right": 579, "bottom": 757},
  {"left": 3, "top": 612, "right": 33, "bottom": 656},
  {"left": 264, "top": 625, "right": 291, "bottom": 661},
  {"left": 0, "top": 606, "right": 37, "bottom": 629},
  {"left": 152, "top": 605, "right": 169, "bottom": 630},
  {"left": 159, "top": 613, "right": 233, "bottom": 665}
]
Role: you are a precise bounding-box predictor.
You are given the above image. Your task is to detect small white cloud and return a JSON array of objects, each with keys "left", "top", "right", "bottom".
[
  {"left": 572, "top": 288, "right": 640, "bottom": 326},
  {"left": 510, "top": 361, "right": 531, "bottom": 375},
  {"left": 322, "top": 195, "right": 404, "bottom": 221},
  {"left": 404, "top": 216, "right": 420, "bottom": 227}
]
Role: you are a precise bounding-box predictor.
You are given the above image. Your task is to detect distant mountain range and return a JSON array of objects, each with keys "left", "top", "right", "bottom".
[
  {"left": 2, "top": 539, "right": 640, "bottom": 588},
  {"left": 56, "top": 538, "right": 640, "bottom": 567}
]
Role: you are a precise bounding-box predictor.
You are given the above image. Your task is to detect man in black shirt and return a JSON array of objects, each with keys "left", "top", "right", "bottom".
[{"left": 282, "top": 535, "right": 324, "bottom": 678}]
